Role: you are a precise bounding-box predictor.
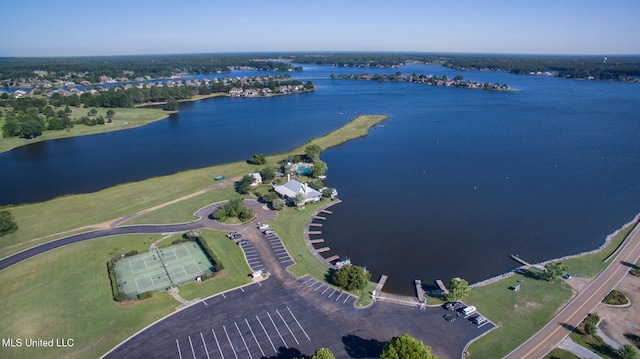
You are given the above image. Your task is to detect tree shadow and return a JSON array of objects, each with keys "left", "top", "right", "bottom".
[
  {"left": 262, "top": 346, "right": 305, "bottom": 359},
  {"left": 620, "top": 260, "right": 638, "bottom": 268},
  {"left": 518, "top": 268, "right": 546, "bottom": 281},
  {"left": 325, "top": 268, "right": 336, "bottom": 284},
  {"left": 342, "top": 334, "right": 385, "bottom": 358}
]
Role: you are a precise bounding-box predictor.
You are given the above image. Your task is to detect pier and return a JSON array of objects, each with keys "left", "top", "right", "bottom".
[
  {"left": 310, "top": 239, "right": 324, "bottom": 244},
  {"left": 375, "top": 275, "right": 388, "bottom": 295},
  {"left": 309, "top": 223, "right": 323, "bottom": 227},
  {"left": 313, "top": 216, "right": 327, "bottom": 220},
  {"left": 435, "top": 280, "right": 449, "bottom": 294},
  {"left": 308, "top": 231, "right": 322, "bottom": 235},
  {"left": 510, "top": 254, "right": 545, "bottom": 270},
  {"left": 316, "top": 247, "right": 330, "bottom": 253},
  {"left": 326, "top": 255, "right": 339, "bottom": 262},
  {"left": 415, "top": 280, "right": 425, "bottom": 302},
  {"left": 320, "top": 209, "right": 333, "bottom": 214}
]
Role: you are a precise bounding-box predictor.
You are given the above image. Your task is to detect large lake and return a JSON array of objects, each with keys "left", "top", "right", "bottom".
[{"left": 1, "top": 64, "right": 639, "bottom": 295}]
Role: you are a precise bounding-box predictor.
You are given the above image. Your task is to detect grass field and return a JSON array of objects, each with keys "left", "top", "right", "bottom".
[{"left": 0, "top": 107, "right": 168, "bottom": 153}]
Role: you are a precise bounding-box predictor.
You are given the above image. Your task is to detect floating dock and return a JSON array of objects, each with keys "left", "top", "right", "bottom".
[
  {"left": 310, "top": 239, "right": 324, "bottom": 244},
  {"left": 308, "top": 231, "right": 322, "bottom": 235},
  {"left": 316, "top": 247, "right": 330, "bottom": 253},
  {"left": 314, "top": 216, "right": 327, "bottom": 220},
  {"left": 326, "top": 255, "right": 340, "bottom": 262},
  {"left": 320, "top": 209, "right": 333, "bottom": 214},
  {"left": 435, "top": 280, "right": 449, "bottom": 294},
  {"left": 309, "top": 223, "right": 323, "bottom": 227}
]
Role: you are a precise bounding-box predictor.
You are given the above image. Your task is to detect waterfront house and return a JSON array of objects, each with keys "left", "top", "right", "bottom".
[{"left": 273, "top": 179, "right": 321, "bottom": 204}]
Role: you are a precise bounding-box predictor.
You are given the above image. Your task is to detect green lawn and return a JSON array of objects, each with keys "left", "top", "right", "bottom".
[
  {"left": 0, "top": 107, "right": 168, "bottom": 153},
  {"left": 545, "top": 348, "right": 581, "bottom": 359},
  {"left": 465, "top": 269, "right": 574, "bottom": 359}
]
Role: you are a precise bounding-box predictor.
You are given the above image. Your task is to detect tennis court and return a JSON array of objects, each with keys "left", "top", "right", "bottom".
[{"left": 113, "top": 243, "right": 214, "bottom": 298}]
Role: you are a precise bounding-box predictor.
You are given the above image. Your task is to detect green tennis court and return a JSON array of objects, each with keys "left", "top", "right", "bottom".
[{"left": 113, "top": 242, "right": 214, "bottom": 298}]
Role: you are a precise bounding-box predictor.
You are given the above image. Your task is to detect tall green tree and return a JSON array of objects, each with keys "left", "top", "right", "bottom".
[
  {"left": 543, "top": 262, "right": 568, "bottom": 282},
  {"left": 445, "top": 278, "right": 471, "bottom": 302},
  {"left": 309, "top": 348, "right": 336, "bottom": 359},
  {"left": 309, "top": 160, "right": 327, "bottom": 178},
  {"left": 0, "top": 210, "right": 18, "bottom": 236},
  {"left": 332, "top": 264, "right": 370, "bottom": 291},
  {"left": 304, "top": 144, "right": 323, "bottom": 162},
  {"left": 381, "top": 334, "right": 437, "bottom": 359}
]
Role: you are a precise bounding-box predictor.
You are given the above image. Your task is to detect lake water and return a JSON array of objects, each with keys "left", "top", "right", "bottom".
[{"left": 1, "top": 64, "right": 639, "bottom": 295}]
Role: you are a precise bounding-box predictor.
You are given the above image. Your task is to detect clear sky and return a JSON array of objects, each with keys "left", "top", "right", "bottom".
[{"left": 3, "top": 0, "right": 639, "bottom": 57}]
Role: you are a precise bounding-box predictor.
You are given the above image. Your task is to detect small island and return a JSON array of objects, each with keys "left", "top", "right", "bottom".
[{"left": 335, "top": 72, "right": 511, "bottom": 91}]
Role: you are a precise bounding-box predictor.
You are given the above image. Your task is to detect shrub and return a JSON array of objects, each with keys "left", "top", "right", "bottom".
[
  {"left": 125, "top": 250, "right": 139, "bottom": 257},
  {"left": 138, "top": 291, "right": 153, "bottom": 300},
  {"left": 272, "top": 198, "right": 285, "bottom": 210},
  {"left": 603, "top": 290, "right": 629, "bottom": 305}
]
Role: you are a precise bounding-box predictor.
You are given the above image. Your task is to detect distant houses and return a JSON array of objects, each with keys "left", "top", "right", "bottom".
[{"left": 273, "top": 179, "right": 321, "bottom": 204}]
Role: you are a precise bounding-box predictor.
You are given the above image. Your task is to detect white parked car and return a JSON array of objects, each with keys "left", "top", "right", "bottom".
[{"left": 257, "top": 223, "right": 269, "bottom": 230}]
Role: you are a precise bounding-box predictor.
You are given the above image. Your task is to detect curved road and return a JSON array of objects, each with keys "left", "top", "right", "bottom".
[{"left": 504, "top": 222, "right": 640, "bottom": 359}]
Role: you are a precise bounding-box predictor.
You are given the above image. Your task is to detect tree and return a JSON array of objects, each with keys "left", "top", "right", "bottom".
[
  {"left": 310, "top": 348, "right": 336, "bottom": 359},
  {"left": 248, "top": 153, "right": 266, "bottom": 165},
  {"left": 445, "top": 278, "right": 471, "bottom": 302},
  {"left": 380, "top": 333, "right": 437, "bottom": 359},
  {"left": 106, "top": 109, "right": 115, "bottom": 118},
  {"left": 163, "top": 98, "right": 178, "bottom": 111},
  {"left": 309, "top": 160, "right": 327, "bottom": 178},
  {"left": 304, "top": 144, "right": 323, "bottom": 162},
  {"left": 2, "top": 116, "right": 19, "bottom": 137},
  {"left": 0, "top": 210, "right": 18, "bottom": 236},
  {"left": 260, "top": 165, "right": 276, "bottom": 181},
  {"left": 19, "top": 119, "right": 43, "bottom": 138},
  {"left": 271, "top": 198, "right": 285, "bottom": 210},
  {"left": 332, "top": 264, "right": 370, "bottom": 291},
  {"left": 294, "top": 193, "right": 306, "bottom": 207},
  {"left": 543, "top": 262, "right": 568, "bottom": 282},
  {"left": 618, "top": 344, "right": 638, "bottom": 359},
  {"left": 237, "top": 175, "right": 254, "bottom": 194},
  {"left": 183, "top": 229, "right": 202, "bottom": 240}
]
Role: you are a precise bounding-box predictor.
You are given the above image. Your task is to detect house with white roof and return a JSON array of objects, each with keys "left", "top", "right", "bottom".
[{"left": 273, "top": 179, "right": 321, "bottom": 204}]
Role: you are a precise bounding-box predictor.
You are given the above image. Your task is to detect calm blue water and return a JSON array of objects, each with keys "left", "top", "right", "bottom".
[{"left": 1, "top": 64, "right": 639, "bottom": 295}]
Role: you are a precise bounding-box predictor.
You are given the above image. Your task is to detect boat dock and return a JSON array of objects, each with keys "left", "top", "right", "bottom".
[
  {"left": 313, "top": 216, "right": 327, "bottom": 220},
  {"left": 375, "top": 275, "right": 388, "bottom": 295},
  {"left": 308, "top": 231, "right": 322, "bottom": 235},
  {"left": 320, "top": 209, "right": 333, "bottom": 214},
  {"left": 316, "top": 247, "right": 330, "bottom": 253},
  {"left": 415, "top": 280, "right": 425, "bottom": 302},
  {"left": 310, "top": 239, "right": 324, "bottom": 244},
  {"left": 309, "top": 223, "right": 323, "bottom": 227},
  {"left": 326, "top": 255, "right": 339, "bottom": 262},
  {"left": 435, "top": 280, "right": 449, "bottom": 294}
]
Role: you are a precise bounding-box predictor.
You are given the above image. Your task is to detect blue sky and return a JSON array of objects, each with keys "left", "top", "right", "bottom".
[{"left": 3, "top": 0, "right": 639, "bottom": 56}]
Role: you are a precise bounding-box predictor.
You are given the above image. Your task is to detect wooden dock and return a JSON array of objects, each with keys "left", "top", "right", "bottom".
[
  {"left": 308, "top": 231, "right": 322, "bottom": 235},
  {"left": 326, "top": 255, "right": 339, "bottom": 262},
  {"left": 309, "top": 223, "right": 323, "bottom": 227},
  {"left": 320, "top": 209, "right": 333, "bottom": 214},
  {"left": 415, "top": 280, "right": 425, "bottom": 302},
  {"left": 310, "top": 239, "right": 324, "bottom": 244},
  {"left": 511, "top": 254, "right": 532, "bottom": 266},
  {"left": 375, "top": 275, "right": 388, "bottom": 295},
  {"left": 435, "top": 280, "right": 449, "bottom": 294},
  {"left": 316, "top": 247, "right": 330, "bottom": 253},
  {"left": 314, "top": 216, "right": 327, "bottom": 220}
]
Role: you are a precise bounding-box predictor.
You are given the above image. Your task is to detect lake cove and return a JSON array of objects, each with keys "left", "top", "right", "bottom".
[{"left": 1, "top": 63, "right": 639, "bottom": 295}]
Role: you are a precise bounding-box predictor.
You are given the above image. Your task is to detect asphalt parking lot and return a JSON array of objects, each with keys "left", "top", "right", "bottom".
[{"left": 105, "top": 276, "right": 493, "bottom": 359}]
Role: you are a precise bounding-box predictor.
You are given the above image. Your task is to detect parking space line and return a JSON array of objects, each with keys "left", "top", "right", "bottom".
[
  {"left": 255, "top": 316, "right": 277, "bottom": 353},
  {"left": 286, "top": 306, "right": 311, "bottom": 341},
  {"left": 276, "top": 309, "right": 299, "bottom": 345},
  {"left": 314, "top": 284, "right": 324, "bottom": 291},
  {"left": 245, "top": 318, "right": 265, "bottom": 358},
  {"left": 222, "top": 325, "right": 239, "bottom": 359},
  {"left": 266, "top": 312, "right": 288, "bottom": 348},
  {"left": 321, "top": 287, "right": 330, "bottom": 295},
  {"left": 188, "top": 335, "right": 196, "bottom": 359},
  {"left": 328, "top": 290, "right": 336, "bottom": 298},
  {"left": 234, "top": 322, "right": 252, "bottom": 359},
  {"left": 211, "top": 329, "right": 224, "bottom": 359},
  {"left": 343, "top": 295, "right": 351, "bottom": 304},
  {"left": 176, "top": 339, "right": 183, "bottom": 359},
  {"left": 200, "top": 332, "right": 211, "bottom": 359},
  {"left": 335, "top": 293, "right": 343, "bottom": 301},
  {"left": 306, "top": 280, "right": 318, "bottom": 287}
]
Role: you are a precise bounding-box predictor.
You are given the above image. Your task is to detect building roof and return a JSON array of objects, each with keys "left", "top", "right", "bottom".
[{"left": 273, "top": 179, "right": 321, "bottom": 200}]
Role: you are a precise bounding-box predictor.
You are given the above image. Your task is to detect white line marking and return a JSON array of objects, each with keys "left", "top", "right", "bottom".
[
  {"left": 235, "top": 322, "right": 252, "bottom": 359},
  {"left": 267, "top": 312, "right": 288, "bottom": 347},
  {"left": 276, "top": 309, "right": 299, "bottom": 345},
  {"left": 328, "top": 290, "right": 336, "bottom": 298},
  {"left": 222, "top": 293, "right": 226, "bottom": 298},
  {"left": 211, "top": 329, "right": 225, "bottom": 359},
  {"left": 240, "top": 287, "right": 245, "bottom": 293},
  {"left": 188, "top": 335, "right": 197, "bottom": 359},
  {"left": 203, "top": 299, "right": 207, "bottom": 306},
  {"left": 343, "top": 296, "right": 350, "bottom": 304},
  {"left": 223, "top": 325, "right": 239, "bottom": 359},
  {"left": 176, "top": 339, "right": 183, "bottom": 359},
  {"left": 246, "top": 318, "right": 265, "bottom": 357},
  {"left": 256, "top": 316, "right": 277, "bottom": 353},
  {"left": 335, "top": 293, "right": 343, "bottom": 301},
  {"left": 287, "top": 306, "right": 311, "bottom": 341},
  {"left": 321, "top": 287, "right": 330, "bottom": 295},
  {"left": 200, "top": 332, "right": 211, "bottom": 359}
]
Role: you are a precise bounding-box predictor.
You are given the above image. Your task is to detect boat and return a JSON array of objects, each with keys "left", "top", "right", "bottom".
[{"left": 214, "top": 175, "right": 225, "bottom": 181}]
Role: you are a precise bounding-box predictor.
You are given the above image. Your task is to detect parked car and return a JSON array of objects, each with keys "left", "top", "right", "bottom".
[
  {"left": 238, "top": 240, "right": 249, "bottom": 246},
  {"left": 257, "top": 223, "right": 269, "bottom": 230},
  {"left": 226, "top": 232, "right": 241, "bottom": 239},
  {"left": 263, "top": 229, "right": 275, "bottom": 235},
  {"left": 471, "top": 315, "right": 487, "bottom": 325},
  {"left": 445, "top": 302, "right": 464, "bottom": 311},
  {"left": 460, "top": 305, "right": 476, "bottom": 316}
]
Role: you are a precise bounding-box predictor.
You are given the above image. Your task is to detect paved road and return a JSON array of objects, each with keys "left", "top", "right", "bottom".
[{"left": 504, "top": 223, "right": 640, "bottom": 359}]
